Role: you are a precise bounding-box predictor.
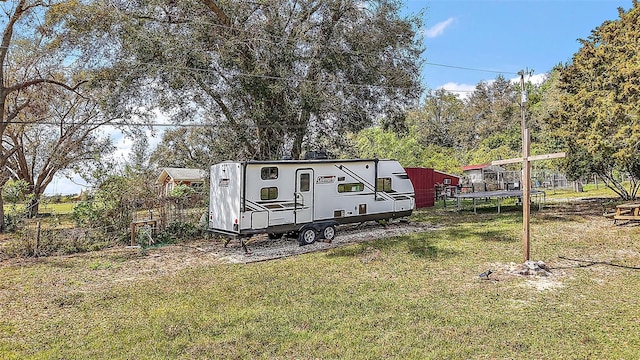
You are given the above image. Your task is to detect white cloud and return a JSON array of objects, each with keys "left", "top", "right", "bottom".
[
  {"left": 509, "top": 73, "right": 548, "bottom": 85},
  {"left": 424, "top": 18, "right": 455, "bottom": 38},
  {"left": 527, "top": 73, "right": 548, "bottom": 85},
  {"left": 438, "top": 82, "right": 476, "bottom": 100}
]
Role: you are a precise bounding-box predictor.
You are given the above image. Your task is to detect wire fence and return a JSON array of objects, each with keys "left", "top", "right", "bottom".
[{"left": 0, "top": 193, "right": 208, "bottom": 259}]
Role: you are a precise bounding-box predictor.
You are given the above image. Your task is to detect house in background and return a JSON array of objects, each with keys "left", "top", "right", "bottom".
[
  {"left": 405, "top": 168, "right": 461, "bottom": 208},
  {"left": 156, "top": 167, "right": 206, "bottom": 196}
]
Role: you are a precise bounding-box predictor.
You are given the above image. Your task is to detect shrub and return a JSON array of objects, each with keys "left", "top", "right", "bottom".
[
  {"left": 0, "top": 228, "right": 119, "bottom": 259},
  {"left": 155, "top": 221, "right": 200, "bottom": 245}
]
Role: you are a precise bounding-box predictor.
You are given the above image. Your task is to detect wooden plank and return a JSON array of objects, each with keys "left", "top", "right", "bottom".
[
  {"left": 491, "top": 152, "right": 566, "bottom": 166},
  {"left": 527, "top": 152, "right": 567, "bottom": 162},
  {"left": 491, "top": 158, "right": 523, "bottom": 166},
  {"left": 616, "top": 203, "right": 640, "bottom": 209},
  {"left": 614, "top": 215, "right": 640, "bottom": 220}
]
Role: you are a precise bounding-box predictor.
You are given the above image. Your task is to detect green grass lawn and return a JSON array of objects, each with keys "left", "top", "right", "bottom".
[
  {"left": 542, "top": 182, "right": 619, "bottom": 200},
  {"left": 1, "top": 200, "right": 639, "bottom": 359},
  {"left": 38, "top": 202, "right": 77, "bottom": 215},
  {"left": 3, "top": 202, "right": 77, "bottom": 216}
]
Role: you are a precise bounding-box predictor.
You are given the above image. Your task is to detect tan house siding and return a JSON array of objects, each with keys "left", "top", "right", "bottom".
[{"left": 156, "top": 168, "right": 206, "bottom": 196}]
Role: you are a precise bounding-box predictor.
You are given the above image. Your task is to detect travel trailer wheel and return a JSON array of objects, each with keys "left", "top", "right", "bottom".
[
  {"left": 298, "top": 228, "right": 317, "bottom": 245},
  {"left": 322, "top": 225, "right": 336, "bottom": 241}
]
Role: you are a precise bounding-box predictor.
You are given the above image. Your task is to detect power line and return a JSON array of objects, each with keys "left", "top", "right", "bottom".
[
  {"left": 131, "top": 61, "right": 419, "bottom": 91},
  {"left": 424, "top": 62, "right": 519, "bottom": 75},
  {"left": 3, "top": 120, "right": 310, "bottom": 129}
]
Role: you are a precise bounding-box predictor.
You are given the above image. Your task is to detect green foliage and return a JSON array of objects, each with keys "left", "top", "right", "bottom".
[
  {"left": 406, "top": 88, "right": 466, "bottom": 149},
  {"left": 71, "top": 200, "right": 101, "bottom": 228},
  {"left": 542, "top": 3, "right": 640, "bottom": 199},
  {"left": 72, "top": 169, "right": 157, "bottom": 236},
  {"left": 57, "top": 0, "right": 425, "bottom": 161},
  {"left": 1, "top": 179, "right": 29, "bottom": 204},
  {"left": 351, "top": 126, "right": 462, "bottom": 174},
  {"left": 465, "top": 130, "right": 521, "bottom": 165},
  {"left": 155, "top": 221, "right": 200, "bottom": 245},
  {"left": 168, "top": 184, "right": 195, "bottom": 198},
  {"left": 2, "top": 213, "right": 23, "bottom": 233},
  {"left": 464, "top": 75, "right": 521, "bottom": 147}
]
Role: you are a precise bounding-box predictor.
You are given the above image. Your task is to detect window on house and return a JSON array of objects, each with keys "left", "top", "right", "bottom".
[
  {"left": 261, "top": 167, "right": 278, "bottom": 180},
  {"left": 338, "top": 183, "right": 364, "bottom": 193},
  {"left": 260, "top": 187, "right": 278, "bottom": 200}
]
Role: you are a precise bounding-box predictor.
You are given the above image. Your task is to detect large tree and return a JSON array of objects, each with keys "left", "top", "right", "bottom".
[
  {"left": 0, "top": 0, "right": 91, "bottom": 230},
  {"left": 351, "top": 126, "right": 462, "bottom": 174},
  {"left": 406, "top": 88, "right": 466, "bottom": 149},
  {"left": 149, "top": 126, "right": 225, "bottom": 169},
  {"left": 4, "top": 85, "right": 114, "bottom": 217},
  {"left": 464, "top": 75, "right": 520, "bottom": 150},
  {"left": 57, "top": 0, "right": 425, "bottom": 162},
  {"left": 548, "top": 1, "right": 640, "bottom": 199}
]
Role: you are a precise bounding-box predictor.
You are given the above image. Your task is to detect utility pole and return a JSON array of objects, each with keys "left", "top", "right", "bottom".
[
  {"left": 519, "top": 70, "right": 531, "bottom": 262},
  {"left": 492, "top": 69, "right": 565, "bottom": 263}
]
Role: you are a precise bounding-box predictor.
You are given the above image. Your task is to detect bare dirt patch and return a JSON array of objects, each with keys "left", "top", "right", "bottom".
[{"left": 201, "top": 220, "right": 436, "bottom": 263}]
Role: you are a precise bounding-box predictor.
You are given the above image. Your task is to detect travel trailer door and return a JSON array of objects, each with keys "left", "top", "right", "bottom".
[{"left": 295, "top": 169, "right": 314, "bottom": 224}]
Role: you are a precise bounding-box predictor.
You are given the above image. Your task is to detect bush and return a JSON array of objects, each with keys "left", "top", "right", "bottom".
[
  {"left": 0, "top": 227, "right": 119, "bottom": 259},
  {"left": 3, "top": 213, "right": 24, "bottom": 233},
  {"left": 155, "top": 221, "right": 200, "bottom": 245}
]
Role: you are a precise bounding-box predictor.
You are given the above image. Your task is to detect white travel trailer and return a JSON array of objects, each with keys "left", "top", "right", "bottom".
[{"left": 208, "top": 159, "right": 415, "bottom": 246}]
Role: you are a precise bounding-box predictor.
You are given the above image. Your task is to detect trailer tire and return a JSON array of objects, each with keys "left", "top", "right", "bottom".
[
  {"left": 298, "top": 228, "right": 317, "bottom": 246},
  {"left": 322, "top": 225, "right": 336, "bottom": 242}
]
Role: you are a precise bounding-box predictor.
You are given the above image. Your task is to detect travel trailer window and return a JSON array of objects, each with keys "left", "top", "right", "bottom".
[
  {"left": 300, "top": 173, "right": 310, "bottom": 192},
  {"left": 377, "top": 177, "right": 392, "bottom": 192},
  {"left": 338, "top": 182, "right": 364, "bottom": 193},
  {"left": 260, "top": 187, "right": 278, "bottom": 200},
  {"left": 261, "top": 167, "right": 278, "bottom": 180}
]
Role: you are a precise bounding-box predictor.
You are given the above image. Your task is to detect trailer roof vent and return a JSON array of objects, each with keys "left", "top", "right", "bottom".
[{"left": 304, "top": 150, "right": 328, "bottom": 160}]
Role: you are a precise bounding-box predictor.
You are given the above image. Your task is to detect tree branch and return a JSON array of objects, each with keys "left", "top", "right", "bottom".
[
  {"left": 201, "top": 0, "right": 231, "bottom": 26},
  {"left": 4, "top": 78, "right": 88, "bottom": 97}
]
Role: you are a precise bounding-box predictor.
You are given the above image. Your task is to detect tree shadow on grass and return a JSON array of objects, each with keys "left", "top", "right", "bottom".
[
  {"left": 326, "top": 234, "right": 458, "bottom": 261},
  {"left": 442, "top": 223, "right": 519, "bottom": 243},
  {"left": 327, "top": 214, "right": 521, "bottom": 261}
]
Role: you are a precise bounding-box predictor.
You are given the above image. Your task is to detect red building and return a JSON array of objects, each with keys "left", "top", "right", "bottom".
[{"left": 405, "top": 168, "right": 461, "bottom": 208}]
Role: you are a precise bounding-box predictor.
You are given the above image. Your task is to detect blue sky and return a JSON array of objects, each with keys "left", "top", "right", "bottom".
[
  {"left": 411, "top": 0, "right": 632, "bottom": 93},
  {"left": 46, "top": 0, "right": 633, "bottom": 195}
]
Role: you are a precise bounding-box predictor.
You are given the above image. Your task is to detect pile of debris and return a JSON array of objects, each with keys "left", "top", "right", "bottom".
[{"left": 510, "top": 260, "right": 552, "bottom": 276}]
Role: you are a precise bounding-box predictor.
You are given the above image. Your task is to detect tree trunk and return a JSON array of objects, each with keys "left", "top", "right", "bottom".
[
  {"left": 291, "top": 110, "right": 311, "bottom": 160},
  {"left": 0, "top": 196, "right": 5, "bottom": 232},
  {"left": 27, "top": 195, "right": 40, "bottom": 218}
]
